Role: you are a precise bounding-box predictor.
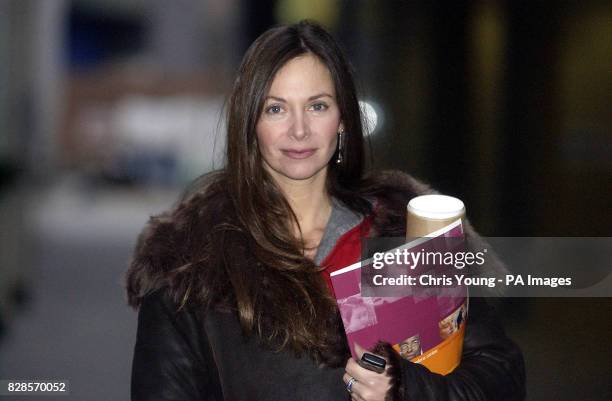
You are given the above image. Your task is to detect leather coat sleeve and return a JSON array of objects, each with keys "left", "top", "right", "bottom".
[
  {"left": 131, "top": 289, "right": 224, "bottom": 401},
  {"left": 379, "top": 298, "right": 526, "bottom": 401}
]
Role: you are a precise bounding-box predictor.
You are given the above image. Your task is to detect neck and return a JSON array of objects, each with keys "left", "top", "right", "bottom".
[{"left": 270, "top": 169, "right": 332, "bottom": 237}]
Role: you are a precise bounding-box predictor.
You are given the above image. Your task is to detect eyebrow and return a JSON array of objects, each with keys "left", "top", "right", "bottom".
[{"left": 264, "top": 93, "right": 334, "bottom": 102}]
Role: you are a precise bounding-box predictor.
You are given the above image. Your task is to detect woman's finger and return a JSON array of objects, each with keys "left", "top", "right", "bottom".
[
  {"left": 346, "top": 358, "right": 380, "bottom": 385},
  {"left": 345, "top": 357, "right": 392, "bottom": 401},
  {"left": 348, "top": 380, "right": 365, "bottom": 401},
  {"left": 343, "top": 372, "right": 361, "bottom": 399}
]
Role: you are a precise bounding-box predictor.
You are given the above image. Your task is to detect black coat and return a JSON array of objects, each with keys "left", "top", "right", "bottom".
[{"left": 127, "top": 171, "right": 526, "bottom": 401}]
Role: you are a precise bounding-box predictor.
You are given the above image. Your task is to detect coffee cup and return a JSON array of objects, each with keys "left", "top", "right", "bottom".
[{"left": 406, "top": 194, "right": 465, "bottom": 238}]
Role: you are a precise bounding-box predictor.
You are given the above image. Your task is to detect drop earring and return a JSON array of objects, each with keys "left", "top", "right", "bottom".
[{"left": 336, "top": 129, "right": 345, "bottom": 164}]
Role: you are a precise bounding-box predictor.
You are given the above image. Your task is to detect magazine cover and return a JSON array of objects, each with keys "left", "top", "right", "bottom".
[{"left": 330, "top": 220, "right": 468, "bottom": 375}]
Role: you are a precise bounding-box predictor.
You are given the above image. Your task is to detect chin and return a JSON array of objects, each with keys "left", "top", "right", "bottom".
[
  {"left": 283, "top": 170, "right": 321, "bottom": 181},
  {"left": 276, "top": 164, "right": 327, "bottom": 182}
]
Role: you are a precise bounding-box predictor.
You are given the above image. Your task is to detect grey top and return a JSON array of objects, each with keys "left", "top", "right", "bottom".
[{"left": 314, "top": 197, "right": 365, "bottom": 265}]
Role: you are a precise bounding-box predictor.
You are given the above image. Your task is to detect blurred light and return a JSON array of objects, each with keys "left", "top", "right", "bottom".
[
  {"left": 359, "top": 100, "right": 382, "bottom": 137},
  {"left": 276, "top": 0, "right": 340, "bottom": 27},
  {"left": 109, "top": 95, "right": 226, "bottom": 184}
]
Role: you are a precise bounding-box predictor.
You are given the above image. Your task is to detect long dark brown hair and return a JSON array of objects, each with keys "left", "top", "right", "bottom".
[{"left": 128, "top": 20, "right": 376, "bottom": 364}]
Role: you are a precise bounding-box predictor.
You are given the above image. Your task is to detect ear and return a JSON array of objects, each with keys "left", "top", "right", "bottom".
[{"left": 338, "top": 122, "right": 345, "bottom": 133}]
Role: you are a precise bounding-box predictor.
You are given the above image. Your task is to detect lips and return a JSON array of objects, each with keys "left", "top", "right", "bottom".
[{"left": 281, "top": 149, "right": 316, "bottom": 159}]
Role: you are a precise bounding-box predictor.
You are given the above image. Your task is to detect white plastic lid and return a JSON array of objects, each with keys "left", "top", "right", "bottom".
[{"left": 407, "top": 195, "right": 465, "bottom": 219}]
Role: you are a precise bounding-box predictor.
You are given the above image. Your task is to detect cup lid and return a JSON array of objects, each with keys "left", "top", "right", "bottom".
[{"left": 407, "top": 194, "right": 465, "bottom": 219}]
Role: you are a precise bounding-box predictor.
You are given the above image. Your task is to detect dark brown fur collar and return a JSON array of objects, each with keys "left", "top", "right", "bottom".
[{"left": 126, "top": 169, "right": 507, "bottom": 308}]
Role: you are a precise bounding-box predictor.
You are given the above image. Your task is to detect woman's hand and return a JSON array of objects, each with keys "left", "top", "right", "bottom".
[{"left": 343, "top": 343, "right": 392, "bottom": 401}]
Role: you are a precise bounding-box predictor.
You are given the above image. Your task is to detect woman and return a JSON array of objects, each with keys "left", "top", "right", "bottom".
[{"left": 126, "top": 20, "right": 525, "bottom": 401}]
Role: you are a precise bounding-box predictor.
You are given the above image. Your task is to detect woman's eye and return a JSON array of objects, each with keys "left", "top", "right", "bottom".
[
  {"left": 310, "top": 103, "right": 328, "bottom": 112},
  {"left": 266, "top": 105, "right": 282, "bottom": 114}
]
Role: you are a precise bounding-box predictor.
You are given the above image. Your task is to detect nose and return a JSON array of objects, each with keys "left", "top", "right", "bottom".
[{"left": 289, "top": 110, "right": 309, "bottom": 141}]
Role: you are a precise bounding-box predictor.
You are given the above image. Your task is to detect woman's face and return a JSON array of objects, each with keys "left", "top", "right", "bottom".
[
  {"left": 256, "top": 53, "right": 342, "bottom": 185},
  {"left": 400, "top": 335, "right": 421, "bottom": 359}
]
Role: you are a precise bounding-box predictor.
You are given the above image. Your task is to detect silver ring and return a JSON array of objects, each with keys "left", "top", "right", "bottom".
[{"left": 346, "top": 376, "right": 357, "bottom": 394}]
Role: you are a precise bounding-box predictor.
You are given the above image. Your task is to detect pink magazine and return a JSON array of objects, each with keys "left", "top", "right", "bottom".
[{"left": 330, "top": 219, "right": 468, "bottom": 374}]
